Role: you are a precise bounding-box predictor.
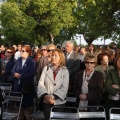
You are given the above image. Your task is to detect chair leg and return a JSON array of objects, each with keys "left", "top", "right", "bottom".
[{"left": 18, "top": 107, "right": 25, "bottom": 120}]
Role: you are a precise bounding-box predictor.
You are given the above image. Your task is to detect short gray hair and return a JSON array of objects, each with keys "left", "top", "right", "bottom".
[{"left": 66, "top": 40, "right": 74, "bottom": 46}]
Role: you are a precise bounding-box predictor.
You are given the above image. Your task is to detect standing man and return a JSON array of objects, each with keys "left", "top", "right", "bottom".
[
  {"left": 79, "top": 47, "right": 86, "bottom": 70},
  {"left": 14, "top": 44, "right": 22, "bottom": 60},
  {"left": 88, "top": 44, "right": 95, "bottom": 54},
  {"left": 0, "top": 45, "right": 6, "bottom": 59},
  {"left": 65, "top": 41, "right": 80, "bottom": 94}
]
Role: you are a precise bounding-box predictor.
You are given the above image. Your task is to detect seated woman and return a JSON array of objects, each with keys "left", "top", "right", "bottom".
[
  {"left": 74, "top": 53, "right": 104, "bottom": 111},
  {"left": 105, "top": 55, "right": 120, "bottom": 120},
  {"left": 37, "top": 48, "right": 69, "bottom": 120}
]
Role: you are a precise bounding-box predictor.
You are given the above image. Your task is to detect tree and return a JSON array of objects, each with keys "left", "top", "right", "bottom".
[
  {"left": 72, "top": 0, "right": 120, "bottom": 44},
  {"left": 0, "top": 0, "right": 75, "bottom": 45},
  {"left": 0, "top": 2, "right": 36, "bottom": 44}
]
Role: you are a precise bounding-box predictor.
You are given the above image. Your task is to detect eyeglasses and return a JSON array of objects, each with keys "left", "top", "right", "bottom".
[
  {"left": 6, "top": 51, "right": 12, "bottom": 53},
  {"left": 85, "top": 61, "right": 95, "bottom": 64},
  {"left": 21, "top": 50, "right": 26, "bottom": 52},
  {"left": 41, "top": 49, "right": 46, "bottom": 51},
  {"left": 47, "top": 49, "right": 54, "bottom": 52}
]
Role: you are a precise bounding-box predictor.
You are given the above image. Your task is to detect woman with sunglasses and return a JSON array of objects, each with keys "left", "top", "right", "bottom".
[
  {"left": 47, "top": 44, "right": 56, "bottom": 62},
  {"left": 12, "top": 45, "right": 36, "bottom": 120},
  {"left": 0, "top": 47, "right": 15, "bottom": 83},
  {"left": 36, "top": 44, "right": 56, "bottom": 81},
  {"left": 74, "top": 53, "right": 104, "bottom": 113},
  {"left": 37, "top": 48, "right": 69, "bottom": 120}
]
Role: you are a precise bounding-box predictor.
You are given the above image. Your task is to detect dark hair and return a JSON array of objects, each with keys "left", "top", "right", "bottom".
[
  {"left": 99, "top": 53, "right": 108, "bottom": 62},
  {"left": 6, "top": 47, "right": 15, "bottom": 55}
]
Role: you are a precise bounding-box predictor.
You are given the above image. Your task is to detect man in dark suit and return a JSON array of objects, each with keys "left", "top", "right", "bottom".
[
  {"left": 65, "top": 41, "right": 80, "bottom": 94},
  {"left": 79, "top": 47, "right": 86, "bottom": 70},
  {"left": 0, "top": 60, "right": 3, "bottom": 119}
]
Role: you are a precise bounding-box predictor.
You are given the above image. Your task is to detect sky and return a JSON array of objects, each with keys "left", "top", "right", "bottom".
[{"left": 74, "top": 34, "right": 113, "bottom": 45}]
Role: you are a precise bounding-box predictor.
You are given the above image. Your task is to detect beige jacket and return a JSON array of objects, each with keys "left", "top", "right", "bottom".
[{"left": 37, "top": 65, "right": 69, "bottom": 105}]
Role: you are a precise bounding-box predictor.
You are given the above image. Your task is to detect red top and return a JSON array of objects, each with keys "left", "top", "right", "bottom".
[{"left": 53, "top": 72, "right": 57, "bottom": 80}]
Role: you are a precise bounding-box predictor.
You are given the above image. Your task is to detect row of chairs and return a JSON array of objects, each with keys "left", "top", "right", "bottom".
[
  {"left": 1, "top": 83, "right": 120, "bottom": 120},
  {"left": 0, "top": 83, "right": 23, "bottom": 120},
  {"left": 50, "top": 106, "right": 120, "bottom": 120}
]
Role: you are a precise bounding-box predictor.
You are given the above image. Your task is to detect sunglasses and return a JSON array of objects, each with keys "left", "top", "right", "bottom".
[
  {"left": 85, "top": 61, "right": 95, "bottom": 64},
  {"left": 47, "top": 49, "right": 54, "bottom": 52},
  {"left": 41, "top": 49, "right": 46, "bottom": 51},
  {"left": 21, "top": 50, "right": 26, "bottom": 52},
  {"left": 6, "top": 51, "right": 12, "bottom": 53}
]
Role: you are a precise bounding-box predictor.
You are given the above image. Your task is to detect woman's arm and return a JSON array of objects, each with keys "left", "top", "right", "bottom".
[
  {"left": 37, "top": 66, "right": 48, "bottom": 98},
  {"left": 105, "top": 70, "right": 118, "bottom": 96}
]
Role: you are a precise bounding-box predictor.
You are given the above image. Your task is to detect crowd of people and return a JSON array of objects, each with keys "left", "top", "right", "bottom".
[{"left": 0, "top": 42, "right": 120, "bottom": 120}]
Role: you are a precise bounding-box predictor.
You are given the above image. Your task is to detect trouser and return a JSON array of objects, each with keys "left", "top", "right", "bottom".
[
  {"left": 105, "top": 99, "right": 120, "bottom": 120},
  {"left": 43, "top": 103, "right": 65, "bottom": 120},
  {"left": 19, "top": 106, "right": 33, "bottom": 120}
]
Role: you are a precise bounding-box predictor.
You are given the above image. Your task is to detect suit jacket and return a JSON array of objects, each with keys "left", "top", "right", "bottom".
[
  {"left": 0, "top": 56, "right": 15, "bottom": 83},
  {"left": 37, "top": 65, "right": 69, "bottom": 105},
  {"left": 95, "top": 65, "right": 114, "bottom": 82},
  {"left": 0, "top": 60, "right": 2, "bottom": 76},
  {"left": 74, "top": 70, "right": 104, "bottom": 107},
  {"left": 12, "top": 57, "right": 35, "bottom": 92},
  {"left": 36, "top": 56, "right": 49, "bottom": 81},
  {"left": 65, "top": 51, "right": 80, "bottom": 83}
]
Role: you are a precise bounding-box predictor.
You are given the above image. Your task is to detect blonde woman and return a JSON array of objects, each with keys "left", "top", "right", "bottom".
[
  {"left": 37, "top": 48, "right": 69, "bottom": 120},
  {"left": 74, "top": 53, "right": 104, "bottom": 111}
]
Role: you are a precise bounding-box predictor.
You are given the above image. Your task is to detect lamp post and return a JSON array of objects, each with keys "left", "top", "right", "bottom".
[{"left": 80, "top": 35, "right": 81, "bottom": 47}]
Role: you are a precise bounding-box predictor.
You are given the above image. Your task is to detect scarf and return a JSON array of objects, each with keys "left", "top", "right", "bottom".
[{"left": 79, "top": 69, "right": 95, "bottom": 110}]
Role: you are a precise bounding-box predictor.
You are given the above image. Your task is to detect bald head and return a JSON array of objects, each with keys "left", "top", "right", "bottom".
[{"left": 80, "top": 48, "right": 86, "bottom": 55}]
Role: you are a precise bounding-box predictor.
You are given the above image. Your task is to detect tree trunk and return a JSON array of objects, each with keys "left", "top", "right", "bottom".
[{"left": 49, "top": 32, "right": 54, "bottom": 43}]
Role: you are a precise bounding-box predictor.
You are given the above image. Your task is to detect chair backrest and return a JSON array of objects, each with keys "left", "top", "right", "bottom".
[
  {"left": 66, "top": 92, "right": 76, "bottom": 107},
  {"left": 50, "top": 106, "right": 78, "bottom": 120},
  {"left": 3, "top": 91, "right": 23, "bottom": 120},
  {"left": 66, "top": 97, "right": 76, "bottom": 103},
  {"left": 0, "top": 83, "right": 12, "bottom": 95},
  {"left": 109, "top": 107, "right": 120, "bottom": 120},
  {"left": 78, "top": 106, "right": 106, "bottom": 120},
  {"left": 0, "top": 106, "right": 1, "bottom": 117}
]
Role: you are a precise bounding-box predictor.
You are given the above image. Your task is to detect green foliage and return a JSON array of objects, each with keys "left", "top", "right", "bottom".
[
  {"left": 0, "top": 0, "right": 120, "bottom": 45},
  {"left": 0, "top": 0, "right": 75, "bottom": 44},
  {"left": 0, "top": 2, "right": 36, "bottom": 43},
  {"left": 72, "top": 0, "right": 120, "bottom": 44}
]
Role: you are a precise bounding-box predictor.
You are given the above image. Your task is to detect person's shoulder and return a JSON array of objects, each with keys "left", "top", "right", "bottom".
[
  {"left": 94, "top": 70, "right": 103, "bottom": 76},
  {"left": 108, "top": 68, "right": 116, "bottom": 73},
  {"left": 109, "top": 65, "right": 114, "bottom": 69},
  {"left": 62, "top": 66, "right": 67, "bottom": 69}
]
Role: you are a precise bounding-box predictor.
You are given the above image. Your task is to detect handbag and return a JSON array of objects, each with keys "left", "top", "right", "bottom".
[{"left": 22, "top": 81, "right": 35, "bottom": 94}]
